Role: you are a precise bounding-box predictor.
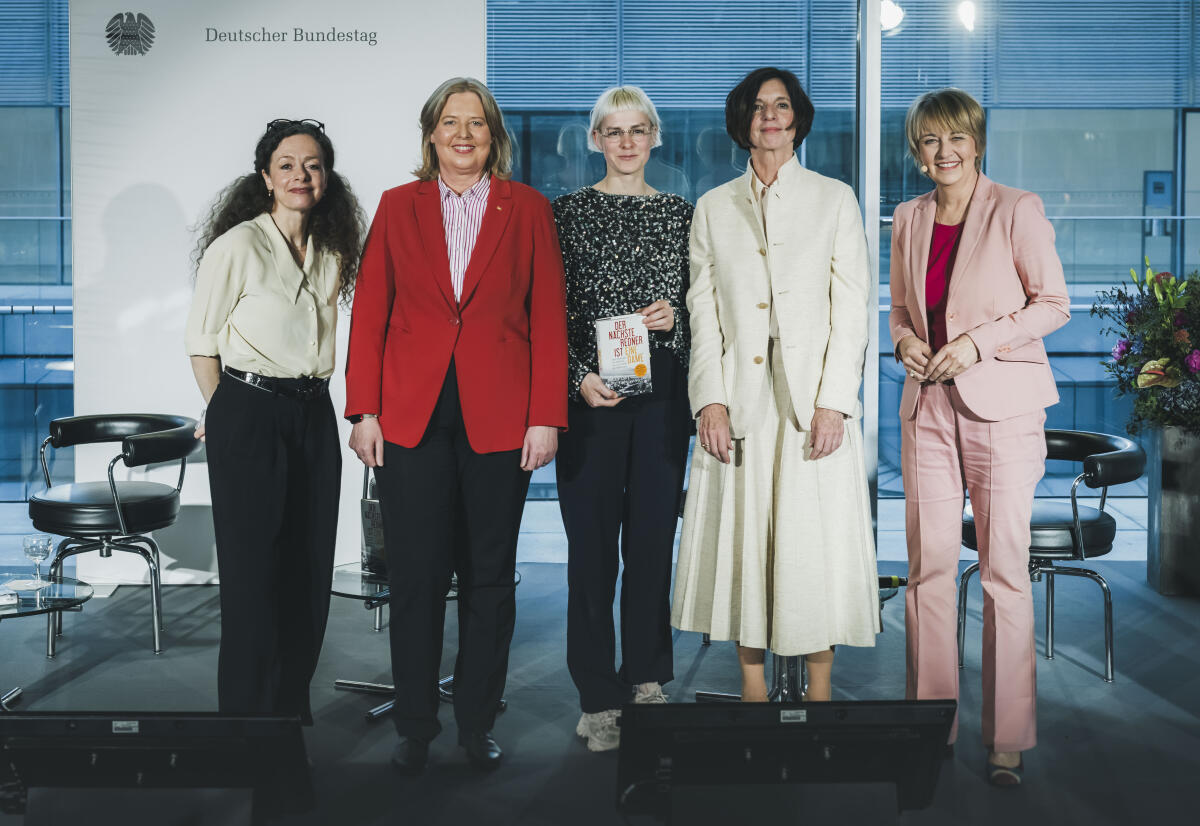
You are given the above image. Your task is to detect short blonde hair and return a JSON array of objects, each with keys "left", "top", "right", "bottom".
[
  {"left": 904, "top": 88, "right": 986, "bottom": 172},
  {"left": 414, "top": 77, "right": 513, "bottom": 181},
  {"left": 587, "top": 86, "right": 663, "bottom": 152}
]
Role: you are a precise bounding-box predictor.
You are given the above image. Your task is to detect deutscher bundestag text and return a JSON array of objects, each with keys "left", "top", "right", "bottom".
[{"left": 204, "top": 27, "right": 378, "bottom": 46}]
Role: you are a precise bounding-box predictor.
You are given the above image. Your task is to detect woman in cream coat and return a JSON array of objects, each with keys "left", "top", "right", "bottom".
[{"left": 672, "top": 67, "right": 879, "bottom": 702}]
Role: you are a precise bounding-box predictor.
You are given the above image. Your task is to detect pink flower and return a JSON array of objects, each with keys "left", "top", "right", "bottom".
[
  {"left": 1188, "top": 350, "right": 1200, "bottom": 374},
  {"left": 1112, "top": 339, "right": 1130, "bottom": 361}
]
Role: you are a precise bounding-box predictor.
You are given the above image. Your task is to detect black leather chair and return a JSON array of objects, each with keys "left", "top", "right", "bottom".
[
  {"left": 957, "top": 429, "right": 1146, "bottom": 683},
  {"left": 28, "top": 414, "right": 201, "bottom": 656}
]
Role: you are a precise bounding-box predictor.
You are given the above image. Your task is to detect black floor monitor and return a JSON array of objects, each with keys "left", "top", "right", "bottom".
[
  {"left": 616, "top": 699, "right": 956, "bottom": 821},
  {"left": 0, "top": 712, "right": 311, "bottom": 826}
]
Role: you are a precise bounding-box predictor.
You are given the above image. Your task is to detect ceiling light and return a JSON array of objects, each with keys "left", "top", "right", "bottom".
[
  {"left": 958, "top": 1, "right": 976, "bottom": 32},
  {"left": 881, "top": 0, "right": 905, "bottom": 31}
]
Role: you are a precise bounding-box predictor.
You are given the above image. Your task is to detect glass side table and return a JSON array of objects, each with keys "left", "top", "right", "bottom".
[
  {"left": 330, "top": 563, "right": 517, "bottom": 722},
  {"left": 1, "top": 575, "right": 94, "bottom": 711}
]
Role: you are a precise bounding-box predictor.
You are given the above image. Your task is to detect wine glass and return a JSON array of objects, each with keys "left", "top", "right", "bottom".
[{"left": 22, "top": 534, "right": 53, "bottom": 584}]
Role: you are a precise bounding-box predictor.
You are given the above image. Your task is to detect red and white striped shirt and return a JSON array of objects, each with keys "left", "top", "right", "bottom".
[{"left": 438, "top": 175, "right": 491, "bottom": 303}]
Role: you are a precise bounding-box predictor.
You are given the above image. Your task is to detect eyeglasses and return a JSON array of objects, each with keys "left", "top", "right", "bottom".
[
  {"left": 599, "top": 126, "right": 654, "bottom": 142},
  {"left": 266, "top": 118, "right": 325, "bottom": 133}
]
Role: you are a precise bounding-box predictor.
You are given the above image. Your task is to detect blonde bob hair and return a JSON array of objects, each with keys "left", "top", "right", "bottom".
[
  {"left": 414, "top": 77, "right": 513, "bottom": 181},
  {"left": 587, "top": 86, "right": 663, "bottom": 152},
  {"left": 904, "top": 87, "right": 986, "bottom": 172}
]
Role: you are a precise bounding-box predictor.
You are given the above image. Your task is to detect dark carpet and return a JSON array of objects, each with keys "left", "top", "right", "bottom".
[{"left": 1, "top": 560, "right": 1197, "bottom": 825}]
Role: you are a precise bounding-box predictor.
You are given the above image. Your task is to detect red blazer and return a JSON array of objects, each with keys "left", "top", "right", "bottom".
[
  {"left": 889, "top": 174, "right": 1070, "bottom": 422},
  {"left": 345, "top": 177, "right": 568, "bottom": 453}
]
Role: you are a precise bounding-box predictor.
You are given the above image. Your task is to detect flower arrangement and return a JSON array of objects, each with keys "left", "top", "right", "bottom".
[{"left": 1092, "top": 259, "right": 1200, "bottom": 434}]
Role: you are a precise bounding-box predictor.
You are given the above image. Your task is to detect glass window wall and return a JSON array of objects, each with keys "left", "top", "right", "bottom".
[
  {"left": 9, "top": 1, "right": 1200, "bottom": 511},
  {"left": 489, "top": 0, "right": 858, "bottom": 496},
  {"left": 0, "top": 6, "right": 73, "bottom": 525},
  {"left": 873, "top": 0, "right": 1199, "bottom": 499}
]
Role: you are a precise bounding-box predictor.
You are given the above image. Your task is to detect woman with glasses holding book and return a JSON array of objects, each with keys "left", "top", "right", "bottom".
[
  {"left": 186, "top": 118, "right": 364, "bottom": 721},
  {"left": 552, "top": 86, "right": 693, "bottom": 752},
  {"left": 672, "top": 67, "right": 880, "bottom": 703}
]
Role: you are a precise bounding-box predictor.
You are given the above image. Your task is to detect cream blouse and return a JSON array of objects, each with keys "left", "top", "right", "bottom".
[{"left": 185, "top": 212, "right": 340, "bottom": 379}]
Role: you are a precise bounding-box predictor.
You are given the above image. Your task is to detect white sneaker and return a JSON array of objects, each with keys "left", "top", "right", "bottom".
[
  {"left": 633, "top": 682, "right": 668, "bottom": 704},
  {"left": 576, "top": 709, "right": 621, "bottom": 752}
]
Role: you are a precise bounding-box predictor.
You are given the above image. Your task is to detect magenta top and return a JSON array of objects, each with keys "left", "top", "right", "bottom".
[{"left": 926, "top": 222, "right": 964, "bottom": 352}]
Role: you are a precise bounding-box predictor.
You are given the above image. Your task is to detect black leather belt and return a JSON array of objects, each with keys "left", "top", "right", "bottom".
[{"left": 223, "top": 367, "right": 329, "bottom": 401}]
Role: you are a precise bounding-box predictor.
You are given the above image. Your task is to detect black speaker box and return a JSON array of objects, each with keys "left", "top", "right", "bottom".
[
  {"left": 616, "top": 699, "right": 956, "bottom": 823},
  {"left": 0, "top": 712, "right": 311, "bottom": 826}
]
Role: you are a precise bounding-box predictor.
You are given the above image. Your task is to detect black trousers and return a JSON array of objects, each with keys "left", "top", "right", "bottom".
[
  {"left": 205, "top": 376, "right": 341, "bottom": 721},
  {"left": 373, "top": 362, "right": 531, "bottom": 742},
  {"left": 556, "top": 351, "right": 691, "bottom": 713}
]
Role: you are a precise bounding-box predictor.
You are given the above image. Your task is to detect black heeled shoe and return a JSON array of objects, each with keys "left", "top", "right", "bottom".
[
  {"left": 390, "top": 736, "right": 430, "bottom": 775},
  {"left": 461, "top": 731, "right": 503, "bottom": 770}
]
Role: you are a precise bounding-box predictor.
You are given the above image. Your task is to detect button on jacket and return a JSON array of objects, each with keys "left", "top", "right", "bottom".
[
  {"left": 888, "top": 174, "right": 1071, "bottom": 422},
  {"left": 185, "top": 212, "right": 339, "bottom": 378},
  {"left": 687, "top": 155, "right": 871, "bottom": 437}
]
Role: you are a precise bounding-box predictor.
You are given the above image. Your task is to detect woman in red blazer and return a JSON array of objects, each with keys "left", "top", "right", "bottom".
[
  {"left": 345, "top": 77, "right": 567, "bottom": 774},
  {"left": 889, "top": 88, "right": 1070, "bottom": 786}
]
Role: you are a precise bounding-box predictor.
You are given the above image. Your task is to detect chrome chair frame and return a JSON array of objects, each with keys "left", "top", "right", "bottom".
[
  {"left": 695, "top": 653, "right": 807, "bottom": 704},
  {"left": 956, "top": 430, "right": 1144, "bottom": 683},
  {"left": 695, "top": 576, "right": 907, "bottom": 702},
  {"left": 335, "top": 573, "right": 516, "bottom": 721},
  {"left": 37, "top": 416, "right": 196, "bottom": 657}
]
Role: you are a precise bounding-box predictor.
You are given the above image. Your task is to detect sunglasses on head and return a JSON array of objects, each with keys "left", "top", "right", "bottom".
[{"left": 266, "top": 118, "right": 325, "bottom": 133}]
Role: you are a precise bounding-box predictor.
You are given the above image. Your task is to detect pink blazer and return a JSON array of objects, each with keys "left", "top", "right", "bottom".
[{"left": 889, "top": 174, "right": 1071, "bottom": 422}]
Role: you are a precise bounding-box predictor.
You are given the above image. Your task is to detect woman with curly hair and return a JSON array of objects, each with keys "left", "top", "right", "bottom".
[{"left": 185, "top": 118, "right": 365, "bottom": 720}]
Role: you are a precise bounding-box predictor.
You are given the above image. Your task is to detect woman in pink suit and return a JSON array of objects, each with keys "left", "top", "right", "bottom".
[{"left": 889, "top": 88, "right": 1070, "bottom": 786}]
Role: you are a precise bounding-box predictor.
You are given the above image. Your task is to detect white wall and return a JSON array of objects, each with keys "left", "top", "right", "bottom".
[{"left": 71, "top": 0, "right": 486, "bottom": 584}]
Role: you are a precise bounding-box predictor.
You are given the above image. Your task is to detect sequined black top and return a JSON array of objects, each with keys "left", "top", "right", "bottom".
[{"left": 552, "top": 187, "right": 693, "bottom": 400}]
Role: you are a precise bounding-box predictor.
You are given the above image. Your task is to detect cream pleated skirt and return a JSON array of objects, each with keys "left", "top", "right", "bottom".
[{"left": 671, "top": 343, "right": 880, "bottom": 655}]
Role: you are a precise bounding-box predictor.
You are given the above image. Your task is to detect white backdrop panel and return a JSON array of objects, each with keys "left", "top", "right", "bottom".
[{"left": 71, "top": 0, "right": 486, "bottom": 584}]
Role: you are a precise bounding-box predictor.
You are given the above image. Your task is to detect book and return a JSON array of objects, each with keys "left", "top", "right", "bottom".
[{"left": 595, "top": 313, "right": 652, "bottom": 396}]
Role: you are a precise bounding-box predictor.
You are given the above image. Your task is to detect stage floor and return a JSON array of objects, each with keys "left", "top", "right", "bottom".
[{"left": 1, "top": 560, "right": 1196, "bottom": 825}]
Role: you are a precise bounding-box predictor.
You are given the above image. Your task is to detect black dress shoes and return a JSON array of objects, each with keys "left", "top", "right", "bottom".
[
  {"left": 461, "top": 731, "right": 503, "bottom": 770},
  {"left": 390, "top": 736, "right": 429, "bottom": 775}
]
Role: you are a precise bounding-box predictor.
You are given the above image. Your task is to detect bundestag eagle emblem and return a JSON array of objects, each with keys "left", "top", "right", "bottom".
[{"left": 105, "top": 12, "right": 155, "bottom": 56}]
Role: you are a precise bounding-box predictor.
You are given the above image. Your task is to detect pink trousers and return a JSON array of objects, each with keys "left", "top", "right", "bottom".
[{"left": 901, "top": 382, "right": 1045, "bottom": 752}]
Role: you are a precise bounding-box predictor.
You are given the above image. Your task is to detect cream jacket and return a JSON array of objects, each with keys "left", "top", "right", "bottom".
[{"left": 687, "top": 156, "right": 871, "bottom": 436}]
